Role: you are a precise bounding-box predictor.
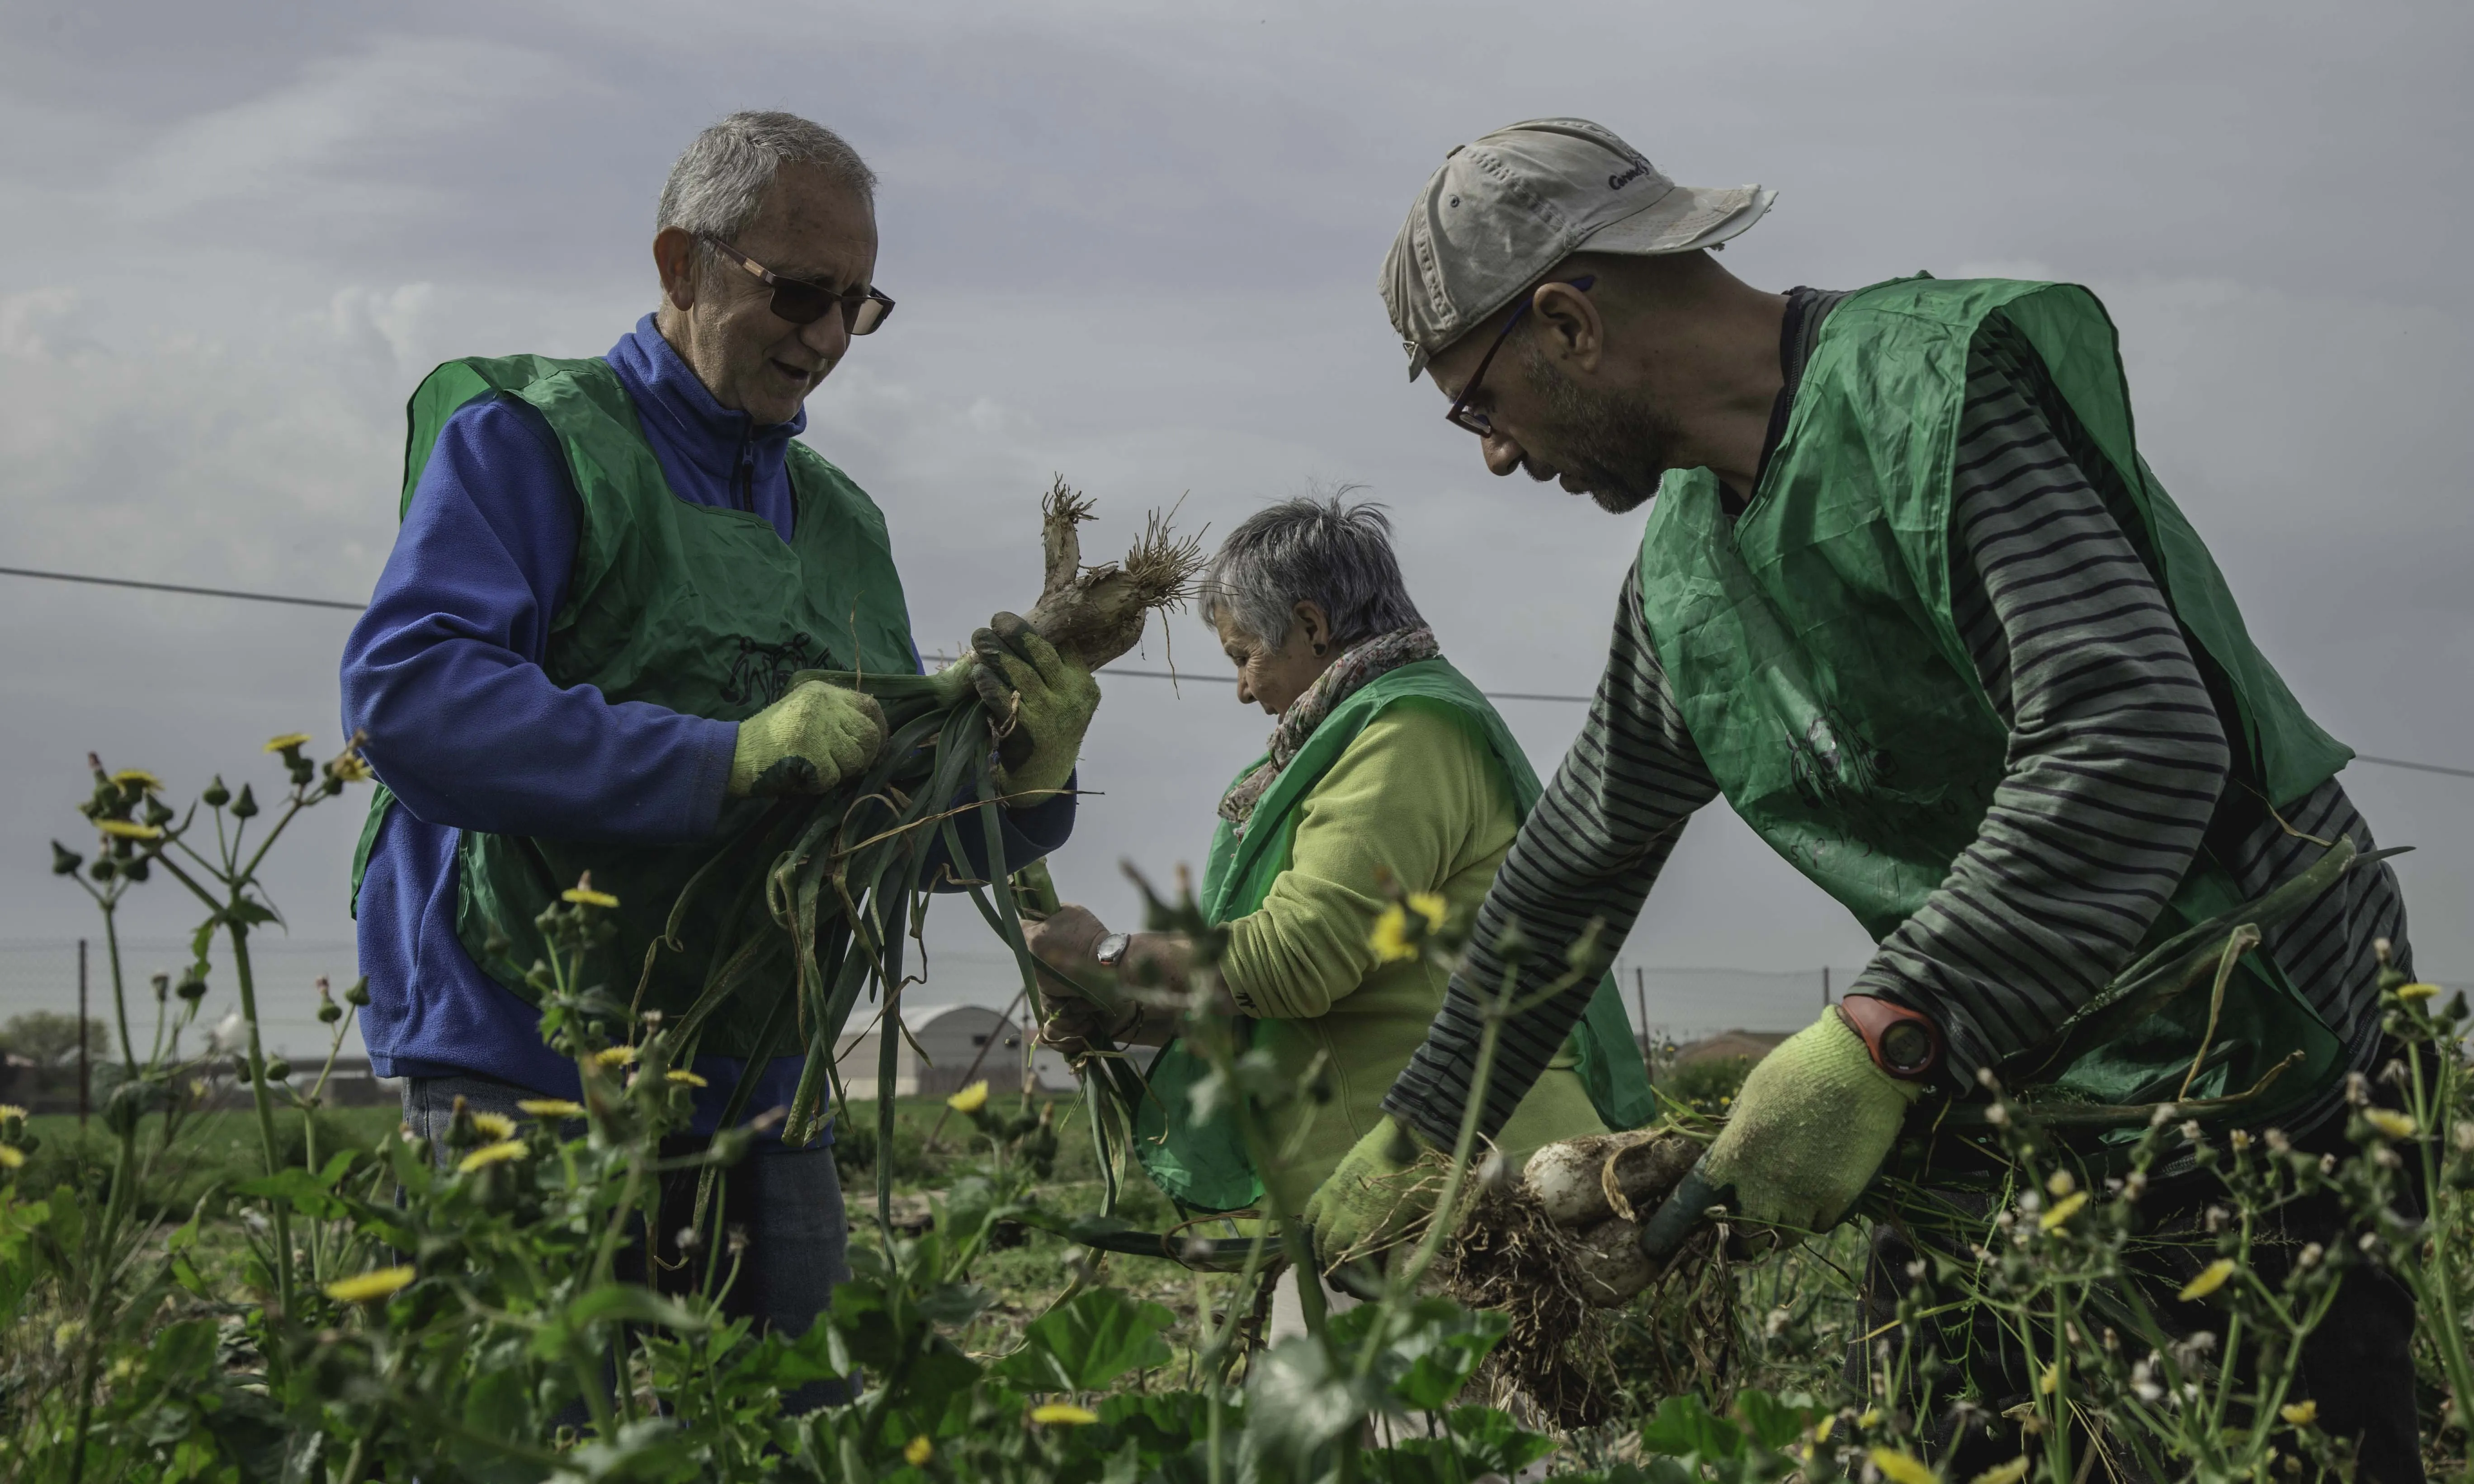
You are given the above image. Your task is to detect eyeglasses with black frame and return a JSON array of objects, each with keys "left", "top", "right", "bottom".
[
  {"left": 1443, "top": 274, "right": 1596, "bottom": 436},
  {"left": 703, "top": 236, "right": 896, "bottom": 335}
]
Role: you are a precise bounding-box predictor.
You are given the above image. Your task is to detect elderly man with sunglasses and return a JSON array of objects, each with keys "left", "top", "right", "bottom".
[
  {"left": 1303, "top": 118, "right": 2422, "bottom": 1479},
  {"left": 339, "top": 112, "right": 1096, "bottom": 1405}
]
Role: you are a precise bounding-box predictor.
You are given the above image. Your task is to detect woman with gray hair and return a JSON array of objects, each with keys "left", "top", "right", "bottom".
[{"left": 1028, "top": 497, "right": 1652, "bottom": 1249}]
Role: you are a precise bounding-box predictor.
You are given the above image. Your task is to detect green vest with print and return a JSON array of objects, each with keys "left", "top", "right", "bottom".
[
  {"left": 1635, "top": 276, "right": 2351, "bottom": 1128},
  {"left": 1134, "top": 658, "right": 1659, "bottom": 1212},
  {"left": 352, "top": 353, "right": 917, "bottom": 1057}
]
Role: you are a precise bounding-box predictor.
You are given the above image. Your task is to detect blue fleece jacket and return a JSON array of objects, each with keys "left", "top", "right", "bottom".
[{"left": 342, "top": 317, "right": 1073, "bottom": 1134}]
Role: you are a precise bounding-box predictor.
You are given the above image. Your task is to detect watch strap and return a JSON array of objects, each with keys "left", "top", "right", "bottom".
[{"left": 1835, "top": 994, "right": 1942, "bottom": 1080}]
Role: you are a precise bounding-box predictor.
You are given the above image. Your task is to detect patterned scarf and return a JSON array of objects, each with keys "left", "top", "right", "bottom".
[{"left": 1218, "top": 625, "right": 1440, "bottom": 835}]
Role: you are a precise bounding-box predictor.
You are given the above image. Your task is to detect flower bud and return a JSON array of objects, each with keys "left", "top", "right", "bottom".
[
  {"left": 343, "top": 976, "right": 371, "bottom": 1008},
  {"left": 202, "top": 776, "right": 231, "bottom": 809},
  {"left": 264, "top": 1058, "right": 291, "bottom": 1082},
  {"left": 151, "top": 973, "right": 170, "bottom": 1003},
  {"left": 50, "top": 842, "right": 81, "bottom": 876},
  {"left": 230, "top": 784, "right": 259, "bottom": 820},
  {"left": 318, "top": 1002, "right": 343, "bottom": 1024},
  {"left": 89, "top": 857, "right": 116, "bottom": 882},
  {"left": 176, "top": 968, "right": 208, "bottom": 1002}
]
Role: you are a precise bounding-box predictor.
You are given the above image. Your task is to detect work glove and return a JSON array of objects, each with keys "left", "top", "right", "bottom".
[
  {"left": 971, "top": 612, "right": 1100, "bottom": 802},
  {"left": 1303, "top": 1114, "right": 1443, "bottom": 1274},
  {"left": 727, "top": 679, "right": 887, "bottom": 797},
  {"left": 1638, "top": 1008, "right": 1920, "bottom": 1263}
]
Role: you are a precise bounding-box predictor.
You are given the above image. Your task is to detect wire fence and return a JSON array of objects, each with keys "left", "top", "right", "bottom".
[
  {"left": 0, "top": 937, "right": 1877, "bottom": 1060},
  {"left": 5, "top": 937, "right": 2459, "bottom": 1064}
]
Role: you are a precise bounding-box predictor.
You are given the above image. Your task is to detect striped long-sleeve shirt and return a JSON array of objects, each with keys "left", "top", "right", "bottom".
[{"left": 1382, "top": 290, "right": 2412, "bottom": 1150}]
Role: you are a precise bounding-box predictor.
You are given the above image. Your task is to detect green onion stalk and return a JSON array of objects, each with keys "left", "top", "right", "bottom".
[{"left": 648, "top": 479, "right": 1201, "bottom": 1228}]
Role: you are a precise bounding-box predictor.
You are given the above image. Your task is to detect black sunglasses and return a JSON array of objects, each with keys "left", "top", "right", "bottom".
[
  {"left": 704, "top": 237, "right": 895, "bottom": 334},
  {"left": 1444, "top": 274, "right": 1596, "bottom": 436}
]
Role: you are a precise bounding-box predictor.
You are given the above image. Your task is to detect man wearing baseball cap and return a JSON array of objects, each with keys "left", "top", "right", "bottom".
[{"left": 1305, "top": 118, "right": 2421, "bottom": 1479}]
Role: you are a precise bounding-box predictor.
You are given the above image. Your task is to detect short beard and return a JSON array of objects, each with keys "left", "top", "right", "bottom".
[{"left": 1518, "top": 344, "right": 1679, "bottom": 514}]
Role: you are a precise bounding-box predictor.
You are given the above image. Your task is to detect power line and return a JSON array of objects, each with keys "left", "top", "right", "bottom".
[
  {"left": 0, "top": 565, "right": 368, "bottom": 613},
  {"left": 6, "top": 562, "right": 2471, "bottom": 780}
]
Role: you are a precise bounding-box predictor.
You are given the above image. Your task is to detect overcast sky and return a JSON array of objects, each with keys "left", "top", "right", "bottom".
[{"left": 3, "top": 0, "right": 2469, "bottom": 1054}]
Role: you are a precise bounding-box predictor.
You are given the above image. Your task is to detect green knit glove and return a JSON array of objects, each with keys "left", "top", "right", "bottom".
[
  {"left": 1639, "top": 1008, "right": 1920, "bottom": 1260},
  {"left": 971, "top": 612, "right": 1099, "bottom": 802},
  {"left": 728, "top": 679, "right": 887, "bottom": 797},
  {"left": 1303, "top": 1115, "right": 1437, "bottom": 1272}
]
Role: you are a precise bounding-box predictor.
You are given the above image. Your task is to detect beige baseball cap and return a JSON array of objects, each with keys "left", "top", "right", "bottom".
[{"left": 1381, "top": 118, "right": 1775, "bottom": 379}]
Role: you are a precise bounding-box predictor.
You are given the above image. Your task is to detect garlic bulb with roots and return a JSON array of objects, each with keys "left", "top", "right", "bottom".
[
  {"left": 1521, "top": 1127, "right": 1701, "bottom": 1230},
  {"left": 926, "top": 476, "right": 1204, "bottom": 701}
]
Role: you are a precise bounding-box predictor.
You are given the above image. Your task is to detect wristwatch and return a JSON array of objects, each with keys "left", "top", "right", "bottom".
[
  {"left": 1093, "top": 932, "right": 1132, "bottom": 969},
  {"left": 1835, "top": 994, "right": 1942, "bottom": 1080}
]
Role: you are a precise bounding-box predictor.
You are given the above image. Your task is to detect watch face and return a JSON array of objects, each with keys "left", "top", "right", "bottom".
[
  {"left": 1879, "top": 1020, "right": 1934, "bottom": 1074},
  {"left": 1095, "top": 933, "right": 1131, "bottom": 967}
]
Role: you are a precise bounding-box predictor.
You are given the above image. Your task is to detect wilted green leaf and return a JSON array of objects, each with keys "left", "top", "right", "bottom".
[
  {"left": 236, "top": 1168, "right": 349, "bottom": 1220},
  {"left": 993, "top": 1286, "right": 1175, "bottom": 1392},
  {"left": 1733, "top": 1389, "right": 1820, "bottom": 1451},
  {"left": 1237, "top": 1337, "right": 1387, "bottom": 1480},
  {"left": 1330, "top": 1298, "right": 1507, "bottom": 1411},
  {"left": 918, "top": 1281, "right": 992, "bottom": 1327},
  {"left": 1640, "top": 1392, "right": 1741, "bottom": 1461}
]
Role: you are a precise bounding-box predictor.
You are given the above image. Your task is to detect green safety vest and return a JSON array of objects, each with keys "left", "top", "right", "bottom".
[
  {"left": 351, "top": 353, "right": 918, "bottom": 1057},
  {"left": 1133, "top": 658, "right": 1659, "bottom": 1212},
  {"left": 1636, "top": 275, "right": 2350, "bottom": 1128}
]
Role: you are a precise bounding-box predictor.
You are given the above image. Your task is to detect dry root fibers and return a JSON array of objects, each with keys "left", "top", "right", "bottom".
[{"left": 1435, "top": 1129, "right": 1738, "bottom": 1430}]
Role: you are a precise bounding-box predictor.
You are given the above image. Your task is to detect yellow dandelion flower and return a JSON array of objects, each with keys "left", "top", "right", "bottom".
[
  {"left": 0, "top": 1106, "right": 27, "bottom": 1121},
  {"left": 2179, "top": 1258, "right": 2238, "bottom": 1301},
  {"left": 1870, "top": 1446, "right": 1940, "bottom": 1484},
  {"left": 903, "top": 1435, "right": 934, "bottom": 1465},
  {"left": 96, "top": 820, "right": 162, "bottom": 841},
  {"left": 456, "top": 1140, "right": 529, "bottom": 1173},
  {"left": 2398, "top": 982, "right": 2441, "bottom": 1003},
  {"left": 264, "top": 733, "right": 314, "bottom": 754},
  {"left": 1405, "top": 891, "right": 1448, "bottom": 931},
  {"left": 2039, "top": 1191, "right": 2088, "bottom": 1231},
  {"left": 517, "top": 1098, "right": 585, "bottom": 1118},
  {"left": 1813, "top": 1415, "right": 1836, "bottom": 1442},
  {"left": 1970, "top": 1459, "right": 2030, "bottom": 1484},
  {"left": 2280, "top": 1400, "right": 2318, "bottom": 1427},
  {"left": 1029, "top": 1403, "right": 1099, "bottom": 1427},
  {"left": 468, "top": 1112, "right": 517, "bottom": 1141},
  {"left": 1369, "top": 902, "right": 1418, "bottom": 963},
  {"left": 109, "top": 770, "right": 165, "bottom": 792},
  {"left": 666, "top": 1069, "right": 708, "bottom": 1088},
  {"left": 593, "top": 1045, "right": 638, "bottom": 1067},
  {"left": 2363, "top": 1108, "right": 2417, "bottom": 1140},
  {"left": 946, "top": 1080, "right": 990, "bottom": 1115},
  {"left": 0, "top": 1146, "right": 24, "bottom": 1170},
  {"left": 324, "top": 1266, "right": 416, "bottom": 1303},
  {"left": 2044, "top": 1169, "right": 2075, "bottom": 1197},
  {"left": 1856, "top": 1407, "right": 1883, "bottom": 1428},
  {"left": 2038, "top": 1363, "right": 2060, "bottom": 1395},
  {"left": 329, "top": 753, "right": 374, "bottom": 783},
  {"left": 563, "top": 886, "right": 620, "bottom": 909}
]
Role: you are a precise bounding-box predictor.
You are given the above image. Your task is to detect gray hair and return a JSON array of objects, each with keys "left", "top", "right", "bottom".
[
  {"left": 656, "top": 111, "right": 876, "bottom": 275},
  {"left": 1199, "top": 495, "right": 1426, "bottom": 649}
]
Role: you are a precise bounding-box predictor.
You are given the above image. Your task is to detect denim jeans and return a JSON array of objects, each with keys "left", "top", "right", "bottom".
[{"left": 401, "top": 1073, "right": 852, "bottom": 1412}]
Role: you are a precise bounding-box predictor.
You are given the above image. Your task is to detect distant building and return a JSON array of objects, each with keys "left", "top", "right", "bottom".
[{"left": 835, "top": 1004, "right": 1073, "bottom": 1099}]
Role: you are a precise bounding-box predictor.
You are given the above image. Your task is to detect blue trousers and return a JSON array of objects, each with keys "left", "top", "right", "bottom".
[{"left": 401, "top": 1072, "right": 852, "bottom": 1412}]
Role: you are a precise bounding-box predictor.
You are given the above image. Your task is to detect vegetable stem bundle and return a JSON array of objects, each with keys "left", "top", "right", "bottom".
[{"left": 651, "top": 479, "right": 1202, "bottom": 1222}]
